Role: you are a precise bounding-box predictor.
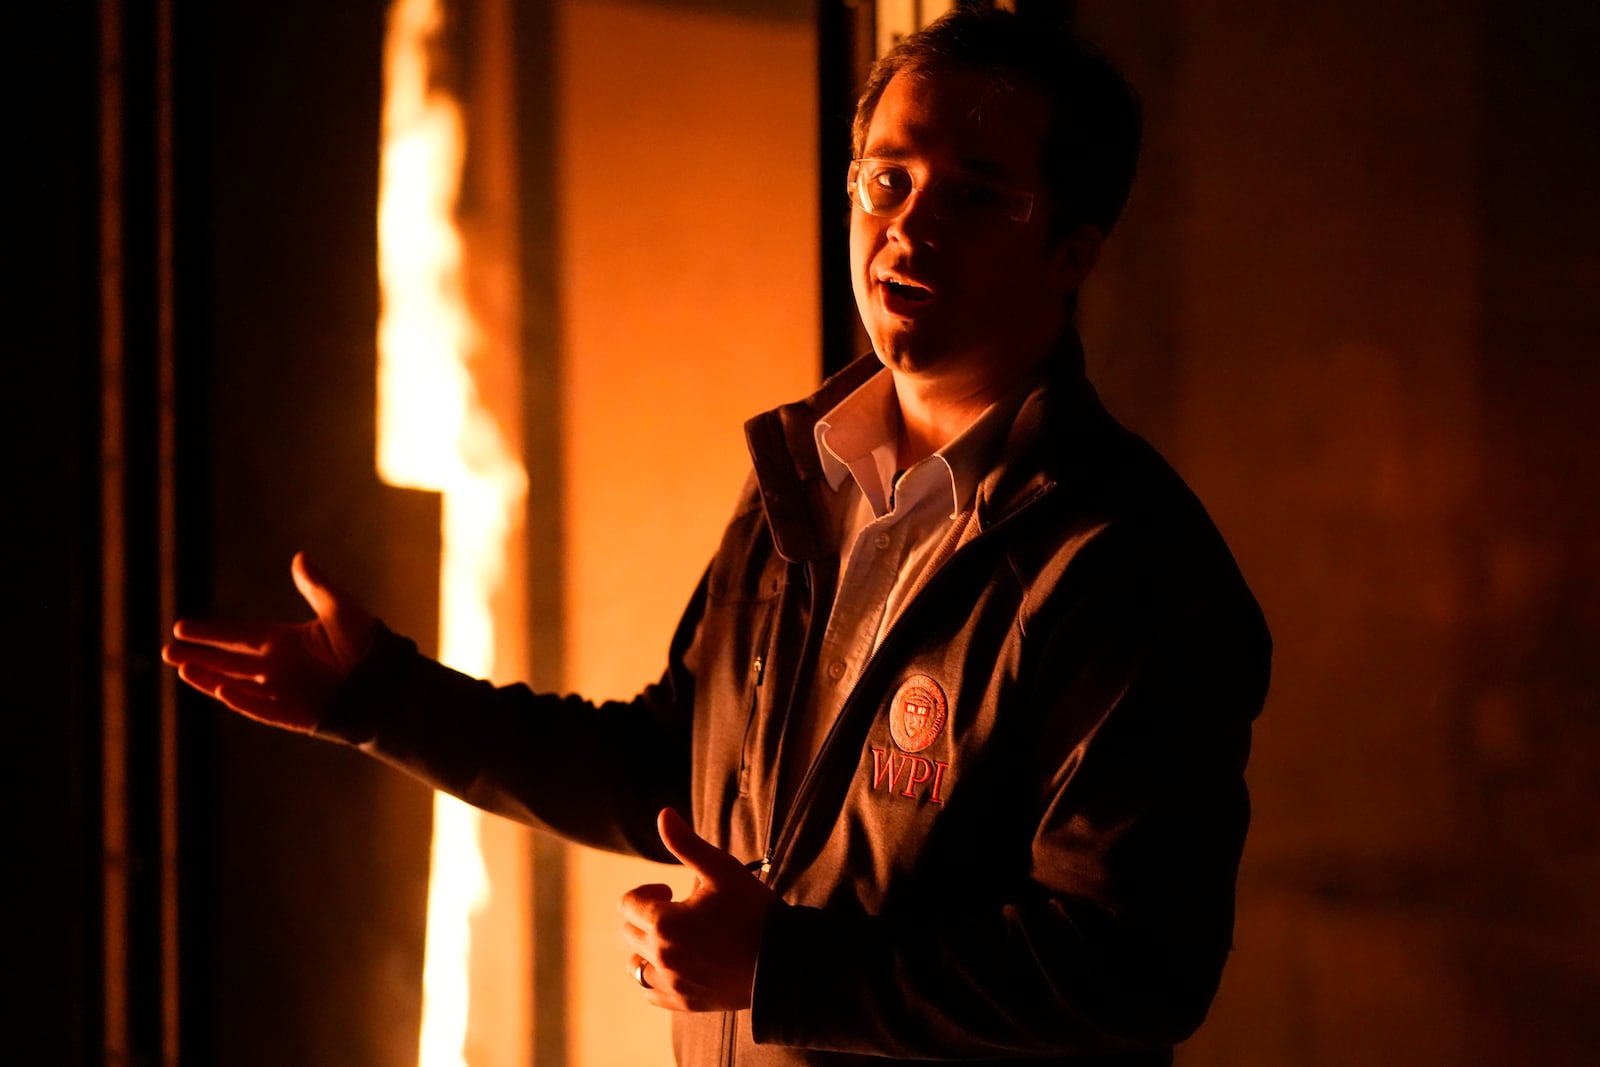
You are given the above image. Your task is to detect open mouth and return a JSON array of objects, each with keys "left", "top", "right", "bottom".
[{"left": 883, "top": 278, "right": 934, "bottom": 303}]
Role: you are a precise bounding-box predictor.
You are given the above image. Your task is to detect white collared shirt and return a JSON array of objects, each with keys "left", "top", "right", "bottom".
[{"left": 783, "top": 369, "right": 1021, "bottom": 784}]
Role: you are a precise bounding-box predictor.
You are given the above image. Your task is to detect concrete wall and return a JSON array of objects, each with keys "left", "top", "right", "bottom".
[
  {"left": 552, "top": 1, "right": 818, "bottom": 1064},
  {"left": 1080, "top": 3, "right": 1600, "bottom": 1063}
]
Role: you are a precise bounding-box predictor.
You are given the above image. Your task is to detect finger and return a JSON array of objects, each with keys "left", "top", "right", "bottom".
[
  {"left": 170, "top": 619, "right": 281, "bottom": 653},
  {"left": 173, "top": 661, "right": 223, "bottom": 700},
  {"left": 215, "top": 680, "right": 306, "bottom": 726},
  {"left": 178, "top": 662, "right": 318, "bottom": 731},
  {"left": 618, "top": 883, "right": 674, "bottom": 928},
  {"left": 620, "top": 920, "right": 651, "bottom": 959},
  {"left": 176, "top": 662, "right": 270, "bottom": 702},
  {"left": 621, "top": 883, "right": 674, "bottom": 906},
  {"left": 629, "top": 954, "right": 654, "bottom": 988},
  {"left": 630, "top": 955, "right": 702, "bottom": 1013},
  {"left": 194, "top": 668, "right": 313, "bottom": 730},
  {"left": 636, "top": 958, "right": 674, "bottom": 1010},
  {"left": 656, "top": 808, "right": 745, "bottom": 886},
  {"left": 631, "top": 957, "right": 673, "bottom": 1010},
  {"left": 163, "top": 641, "right": 269, "bottom": 682},
  {"left": 178, "top": 662, "right": 271, "bottom": 709}
]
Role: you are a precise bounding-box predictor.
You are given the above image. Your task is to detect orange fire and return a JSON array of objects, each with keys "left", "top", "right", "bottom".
[{"left": 376, "top": 0, "right": 529, "bottom": 1064}]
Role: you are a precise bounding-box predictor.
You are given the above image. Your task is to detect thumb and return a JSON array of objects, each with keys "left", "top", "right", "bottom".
[
  {"left": 291, "top": 551, "right": 342, "bottom": 620},
  {"left": 657, "top": 808, "right": 744, "bottom": 886},
  {"left": 291, "top": 551, "right": 374, "bottom": 667}
]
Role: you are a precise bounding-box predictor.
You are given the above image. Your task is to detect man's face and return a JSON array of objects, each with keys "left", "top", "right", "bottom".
[{"left": 850, "top": 69, "right": 1088, "bottom": 394}]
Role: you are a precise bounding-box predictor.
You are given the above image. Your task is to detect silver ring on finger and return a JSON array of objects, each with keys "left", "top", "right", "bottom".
[{"left": 634, "top": 961, "right": 652, "bottom": 990}]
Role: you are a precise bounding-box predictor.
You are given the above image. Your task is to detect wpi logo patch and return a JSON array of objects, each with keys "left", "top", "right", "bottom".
[
  {"left": 889, "top": 674, "right": 947, "bottom": 753},
  {"left": 868, "top": 674, "right": 953, "bottom": 805}
]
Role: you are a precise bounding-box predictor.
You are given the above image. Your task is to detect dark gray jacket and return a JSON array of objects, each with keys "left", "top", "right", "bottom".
[{"left": 320, "top": 340, "right": 1271, "bottom": 1066}]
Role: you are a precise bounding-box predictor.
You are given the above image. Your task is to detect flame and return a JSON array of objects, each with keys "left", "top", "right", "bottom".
[{"left": 377, "top": 0, "right": 528, "bottom": 1064}]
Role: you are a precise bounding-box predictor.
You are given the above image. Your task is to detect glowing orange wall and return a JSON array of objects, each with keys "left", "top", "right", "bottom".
[{"left": 553, "top": 1, "right": 817, "bottom": 1063}]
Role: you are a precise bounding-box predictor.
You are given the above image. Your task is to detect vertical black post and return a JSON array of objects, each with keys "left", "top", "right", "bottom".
[
  {"left": 13, "top": 0, "right": 108, "bottom": 1061},
  {"left": 511, "top": 0, "right": 572, "bottom": 1060},
  {"left": 99, "top": 0, "right": 183, "bottom": 1061},
  {"left": 817, "top": 0, "right": 875, "bottom": 378}
]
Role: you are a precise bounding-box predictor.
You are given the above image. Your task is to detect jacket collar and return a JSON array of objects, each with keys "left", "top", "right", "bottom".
[
  {"left": 744, "top": 331, "right": 1102, "bottom": 562},
  {"left": 976, "top": 331, "right": 1104, "bottom": 530},
  {"left": 744, "top": 356, "right": 879, "bottom": 563}
]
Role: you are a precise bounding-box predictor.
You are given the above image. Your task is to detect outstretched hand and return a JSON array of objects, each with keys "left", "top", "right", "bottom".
[
  {"left": 620, "top": 808, "right": 779, "bottom": 1012},
  {"left": 162, "top": 552, "right": 375, "bottom": 732}
]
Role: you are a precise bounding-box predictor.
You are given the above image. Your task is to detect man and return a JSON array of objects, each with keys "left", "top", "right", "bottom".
[{"left": 165, "top": 9, "right": 1269, "bottom": 1065}]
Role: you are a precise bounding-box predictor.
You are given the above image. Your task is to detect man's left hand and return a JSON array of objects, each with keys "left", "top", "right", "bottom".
[{"left": 620, "top": 808, "right": 779, "bottom": 1012}]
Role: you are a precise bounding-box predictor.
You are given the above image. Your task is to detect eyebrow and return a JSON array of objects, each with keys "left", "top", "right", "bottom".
[{"left": 860, "top": 144, "right": 1018, "bottom": 183}]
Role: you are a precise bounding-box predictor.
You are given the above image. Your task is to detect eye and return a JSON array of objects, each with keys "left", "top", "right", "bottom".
[
  {"left": 946, "top": 180, "right": 1004, "bottom": 216},
  {"left": 868, "top": 165, "right": 913, "bottom": 196}
]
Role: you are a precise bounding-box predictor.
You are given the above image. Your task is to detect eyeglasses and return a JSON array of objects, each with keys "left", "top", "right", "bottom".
[{"left": 846, "top": 158, "right": 1035, "bottom": 224}]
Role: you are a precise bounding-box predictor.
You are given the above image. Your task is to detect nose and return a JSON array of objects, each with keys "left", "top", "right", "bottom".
[{"left": 887, "top": 186, "right": 943, "bottom": 248}]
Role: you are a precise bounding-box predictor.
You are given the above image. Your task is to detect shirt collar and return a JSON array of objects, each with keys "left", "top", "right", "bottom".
[
  {"left": 813, "top": 367, "right": 1028, "bottom": 520},
  {"left": 814, "top": 369, "right": 899, "bottom": 514}
]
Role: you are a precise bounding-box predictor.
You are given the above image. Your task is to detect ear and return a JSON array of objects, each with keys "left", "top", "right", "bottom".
[{"left": 1047, "top": 224, "right": 1104, "bottom": 298}]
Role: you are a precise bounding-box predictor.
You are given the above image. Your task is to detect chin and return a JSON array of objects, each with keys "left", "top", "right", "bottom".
[{"left": 875, "top": 334, "right": 957, "bottom": 377}]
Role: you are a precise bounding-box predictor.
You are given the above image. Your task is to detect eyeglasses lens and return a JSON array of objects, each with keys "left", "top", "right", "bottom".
[{"left": 847, "top": 160, "right": 1032, "bottom": 224}]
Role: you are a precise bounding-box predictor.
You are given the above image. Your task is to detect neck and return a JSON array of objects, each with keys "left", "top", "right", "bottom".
[{"left": 890, "top": 353, "right": 1045, "bottom": 469}]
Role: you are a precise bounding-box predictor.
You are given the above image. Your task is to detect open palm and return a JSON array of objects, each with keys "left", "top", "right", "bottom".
[{"left": 162, "top": 552, "right": 375, "bottom": 731}]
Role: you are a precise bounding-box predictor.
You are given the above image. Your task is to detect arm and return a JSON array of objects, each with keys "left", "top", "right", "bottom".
[
  {"left": 164, "top": 551, "right": 707, "bottom": 862},
  {"left": 313, "top": 580, "right": 705, "bottom": 860}
]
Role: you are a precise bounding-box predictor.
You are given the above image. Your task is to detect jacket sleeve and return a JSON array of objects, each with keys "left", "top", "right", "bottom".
[
  {"left": 311, "top": 570, "right": 710, "bottom": 863},
  {"left": 749, "top": 530, "right": 1271, "bottom": 1057}
]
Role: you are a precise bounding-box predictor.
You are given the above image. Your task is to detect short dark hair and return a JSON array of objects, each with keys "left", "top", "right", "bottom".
[{"left": 851, "top": 7, "right": 1143, "bottom": 237}]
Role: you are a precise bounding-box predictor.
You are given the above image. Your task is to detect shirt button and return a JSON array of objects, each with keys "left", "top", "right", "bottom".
[
  {"left": 827, "top": 660, "right": 845, "bottom": 679},
  {"left": 874, "top": 532, "right": 892, "bottom": 550}
]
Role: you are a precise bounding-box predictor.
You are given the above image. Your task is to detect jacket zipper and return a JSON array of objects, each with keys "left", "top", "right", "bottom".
[
  {"left": 728, "top": 564, "right": 823, "bottom": 1067},
  {"left": 748, "top": 555, "right": 831, "bottom": 879},
  {"left": 719, "top": 1005, "right": 738, "bottom": 1067},
  {"left": 737, "top": 605, "right": 776, "bottom": 797}
]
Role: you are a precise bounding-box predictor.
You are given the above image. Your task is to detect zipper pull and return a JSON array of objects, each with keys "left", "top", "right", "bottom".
[
  {"left": 752, "top": 654, "right": 765, "bottom": 686},
  {"left": 744, "top": 849, "right": 774, "bottom": 876}
]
